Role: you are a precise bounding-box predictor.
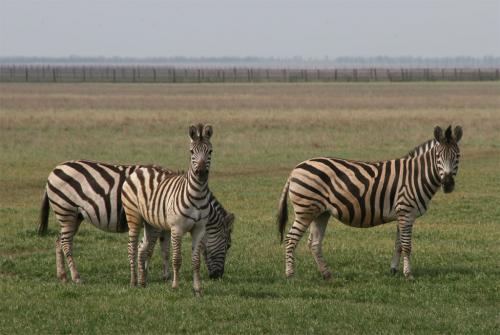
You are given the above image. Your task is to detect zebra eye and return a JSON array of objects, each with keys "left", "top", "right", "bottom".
[
  {"left": 190, "top": 149, "right": 194, "bottom": 154},
  {"left": 209, "top": 150, "right": 213, "bottom": 155}
]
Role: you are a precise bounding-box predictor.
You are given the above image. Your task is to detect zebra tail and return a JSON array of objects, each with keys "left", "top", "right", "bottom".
[
  {"left": 118, "top": 206, "right": 129, "bottom": 232},
  {"left": 277, "top": 178, "right": 290, "bottom": 244},
  {"left": 37, "top": 190, "right": 50, "bottom": 236}
]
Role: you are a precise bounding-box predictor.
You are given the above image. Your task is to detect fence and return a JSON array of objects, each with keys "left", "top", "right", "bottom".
[{"left": 0, "top": 65, "right": 499, "bottom": 83}]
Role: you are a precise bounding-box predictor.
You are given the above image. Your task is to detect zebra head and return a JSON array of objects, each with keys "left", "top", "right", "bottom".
[
  {"left": 188, "top": 124, "right": 213, "bottom": 180},
  {"left": 433, "top": 125, "right": 462, "bottom": 193},
  {"left": 203, "top": 212, "right": 235, "bottom": 279}
]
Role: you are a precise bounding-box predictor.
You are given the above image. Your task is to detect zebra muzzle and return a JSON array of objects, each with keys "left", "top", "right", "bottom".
[
  {"left": 441, "top": 174, "right": 455, "bottom": 193},
  {"left": 195, "top": 161, "right": 208, "bottom": 178},
  {"left": 208, "top": 268, "right": 224, "bottom": 279}
]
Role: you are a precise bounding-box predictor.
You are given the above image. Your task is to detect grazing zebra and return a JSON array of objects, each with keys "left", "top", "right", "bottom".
[
  {"left": 122, "top": 123, "right": 214, "bottom": 296},
  {"left": 277, "top": 125, "right": 462, "bottom": 280},
  {"left": 146, "top": 193, "right": 234, "bottom": 280},
  {"left": 37, "top": 159, "right": 233, "bottom": 283}
]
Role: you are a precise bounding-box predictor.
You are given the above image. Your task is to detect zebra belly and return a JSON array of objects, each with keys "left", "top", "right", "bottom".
[
  {"left": 330, "top": 206, "right": 397, "bottom": 228},
  {"left": 77, "top": 207, "right": 124, "bottom": 232}
]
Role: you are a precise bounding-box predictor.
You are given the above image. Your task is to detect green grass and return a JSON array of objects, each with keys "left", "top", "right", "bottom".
[{"left": 0, "top": 82, "right": 499, "bottom": 334}]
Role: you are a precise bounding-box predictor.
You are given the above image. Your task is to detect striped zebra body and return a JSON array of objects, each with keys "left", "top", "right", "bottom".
[
  {"left": 278, "top": 126, "right": 462, "bottom": 280},
  {"left": 122, "top": 124, "right": 214, "bottom": 296},
  {"left": 38, "top": 158, "right": 232, "bottom": 284},
  {"left": 147, "top": 191, "right": 234, "bottom": 280},
  {"left": 38, "top": 160, "right": 163, "bottom": 283},
  {"left": 202, "top": 194, "right": 234, "bottom": 278}
]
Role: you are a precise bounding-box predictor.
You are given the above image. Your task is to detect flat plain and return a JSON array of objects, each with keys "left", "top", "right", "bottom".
[{"left": 0, "top": 82, "right": 499, "bottom": 334}]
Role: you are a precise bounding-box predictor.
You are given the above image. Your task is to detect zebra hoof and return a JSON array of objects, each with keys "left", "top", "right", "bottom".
[
  {"left": 405, "top": 274, "right": 415, "bottom": 281},
  {"left": 322, "top": 271, "right": 333, "bottom": 281},
  {"left": 193, "top": 288, "right": 204, "bottom": 298},
  {"left": 285, "top": 273, "right": 295, "bottom": 280},
  {"left": 74, "top": 278, "right": 83, "bottom": 285},
  {"left": 57, "top": 274, "right": 68, "bottom": 283},
  {"left": 390, "top": 268, "right": 398, "bottom": 275}
]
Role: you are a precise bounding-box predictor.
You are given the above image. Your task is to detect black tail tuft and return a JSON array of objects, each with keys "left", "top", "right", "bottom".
[
  {"left": 277, "top": 178, "right": 290, "bottom": 243},
  {"left": 37, "top": 190, "right": 50, "bottom": 236}
]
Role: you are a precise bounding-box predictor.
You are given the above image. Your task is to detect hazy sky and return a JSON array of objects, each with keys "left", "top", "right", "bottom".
[{"left": 0, "top": 0, "right": 499, "bottom": 58}]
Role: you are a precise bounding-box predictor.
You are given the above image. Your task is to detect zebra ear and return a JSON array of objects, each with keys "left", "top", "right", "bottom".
[
  {"left": 203, "top": 124, "right": 213, "bottom": 140},
  {"left": 434, "top": 126, "right": 444, "bottom": 143},
  {"left": 189, "top": 124, "right": 199, "bottom": 141},
  {"left": 453, "top": 126, "right": 463, "bottom": 143}
]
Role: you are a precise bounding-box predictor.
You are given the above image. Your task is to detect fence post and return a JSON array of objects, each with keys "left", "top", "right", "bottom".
[{"left": 25, "top": 68, "right": 29, "bottom": 82}]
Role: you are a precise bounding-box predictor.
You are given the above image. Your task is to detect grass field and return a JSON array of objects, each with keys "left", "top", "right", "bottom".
[{"left": 0, "top": 82, "right": 499, "bottom": 334}]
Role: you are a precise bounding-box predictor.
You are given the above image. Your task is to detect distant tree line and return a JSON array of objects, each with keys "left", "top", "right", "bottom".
[{"left": 1, "top": 55, "right": 499, "bottom": 69}]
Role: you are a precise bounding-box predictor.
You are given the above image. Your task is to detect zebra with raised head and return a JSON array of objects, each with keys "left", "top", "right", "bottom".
[
  {"left": 122, "top": 123, "right": 215, "bottom": 296},
  {"left": 277, "top": 125, "right": 462, "bottom": 280},
  {"left": 37, "top": 159, "right": 233, "bottom": 283}
]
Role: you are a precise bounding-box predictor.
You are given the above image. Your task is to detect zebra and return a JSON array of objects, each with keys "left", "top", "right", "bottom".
[
  {"left": 277, "top": 125, "right": 462, "bottom": 280},
  {"left": 37, "top": 159, "right": 233, "bottom": 283},
  {"left": 122, "top": 123, "right": 215, "bottom": 296},
  {"left": 141, "top": 192, "right": 234, "bottom": 281}
]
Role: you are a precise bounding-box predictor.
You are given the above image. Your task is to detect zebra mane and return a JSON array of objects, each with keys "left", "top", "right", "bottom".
[
  {"left": 142, "top": 165, "right": 185, "bottom": 176},
  {"left": 405, "top": 139, "right": 437, "bottom": 158}
]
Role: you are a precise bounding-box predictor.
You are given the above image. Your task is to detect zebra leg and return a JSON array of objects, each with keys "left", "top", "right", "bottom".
[
  {"left": 58, "top": 214, "right": 83, "bottom": 284},
  {"left": 398, "top": 214, "right": 415, "bottom": 280},
  {"left": 307, "top": 213, "right": 332, "bottom": 280},
  {"left": 160, "top": 230, "right": 171, "bottom": 281},
  {"left": 55, "top": 235, "right": 67, "bottom": 282},
  {"left": 285, "top": 216, "right": 313, "bottom": 278},
  {"left": 138, "top": 223, "right": 160, "bottom": 287},
  {"left": 125, "top": 209, "right": 142, "bottom": 287},
  {"left": 390, "top": 226, "right": 402, "bottom": 275},
  {"left": 190, "top": 223, "right": 206, "bottom": 297},
  {"left": 171, "top": 230, "right": 182, "bottom": 290}
]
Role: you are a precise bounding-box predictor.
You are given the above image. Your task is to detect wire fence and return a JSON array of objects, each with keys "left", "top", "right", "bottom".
[{"left": 1, "top": 65, "right": 499, "bottom": 83}]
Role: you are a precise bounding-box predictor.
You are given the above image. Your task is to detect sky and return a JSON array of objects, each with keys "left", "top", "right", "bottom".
[{"left": 0, "top": 0, "right": 499, "bottom": 58}]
